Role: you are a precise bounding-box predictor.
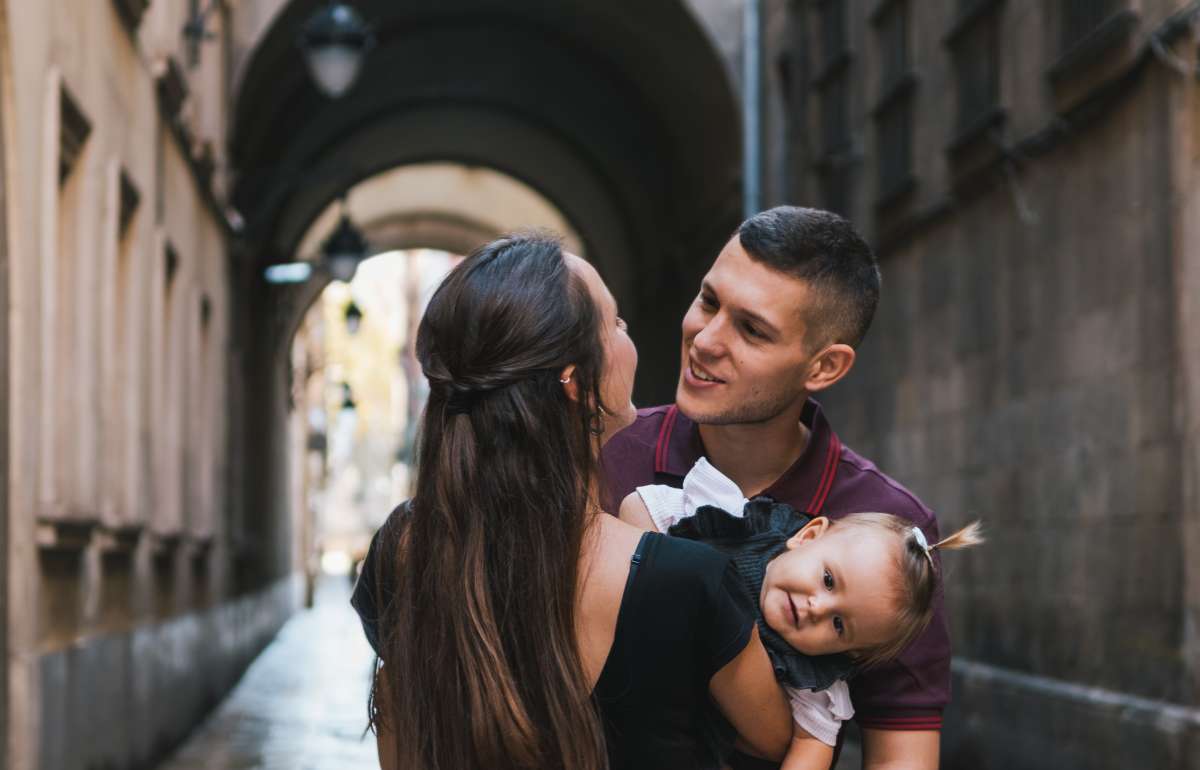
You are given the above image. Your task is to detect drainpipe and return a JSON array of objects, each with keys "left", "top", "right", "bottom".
[{"left": 743, "top": 0, "right": 763, "bottom": 219}]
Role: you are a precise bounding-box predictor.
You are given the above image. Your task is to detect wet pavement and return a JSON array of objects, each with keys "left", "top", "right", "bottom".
[
  {"left": 155, "top": 575, "right": 379, "bottom": 770},
  {"left": 154, "top": 573, "right": 864, "bottom": 770}
]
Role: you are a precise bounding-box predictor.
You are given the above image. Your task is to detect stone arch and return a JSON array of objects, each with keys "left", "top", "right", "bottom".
[
  {"left": 276, "top": 161, "right": 586, "bottom": 350},
  {"left": 229, "top": 0, "right": 741, "bottom": 588},
  {"left": 231, "top": 0, "right": 743, "bottom": 398}
]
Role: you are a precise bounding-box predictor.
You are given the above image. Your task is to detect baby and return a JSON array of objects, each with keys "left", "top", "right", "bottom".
[{"left": 620, "top": 458, "right": 982, "bottom": 769}]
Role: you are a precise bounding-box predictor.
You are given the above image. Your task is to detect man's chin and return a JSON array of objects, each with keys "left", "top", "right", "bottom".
[
  {"left": 674, "top": 389, "right": 733, "bottom": 426},
  {"left": 676, "top": 388, "right": 799, "bottom": 427}
]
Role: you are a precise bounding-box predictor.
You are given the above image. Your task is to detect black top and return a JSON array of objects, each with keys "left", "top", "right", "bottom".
[{"left": 351, "top": 506, "right": 756, "bottom": 770}]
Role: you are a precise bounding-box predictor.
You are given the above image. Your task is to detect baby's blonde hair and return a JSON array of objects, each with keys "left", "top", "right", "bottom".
[{"left": 828, "top": 513, "right": 984, "bottom": 667}]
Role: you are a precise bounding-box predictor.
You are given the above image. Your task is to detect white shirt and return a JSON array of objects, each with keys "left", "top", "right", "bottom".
[{"left": 635, "top": 458, "right": 854, "bottom": 747}]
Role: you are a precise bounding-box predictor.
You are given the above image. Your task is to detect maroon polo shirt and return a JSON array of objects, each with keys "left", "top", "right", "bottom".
[{"left": 601, "top": 399, "right": 950, "bottom": 732}]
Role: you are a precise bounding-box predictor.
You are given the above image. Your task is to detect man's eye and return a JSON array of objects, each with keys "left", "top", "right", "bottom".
[
  {"left": 823, "top": 568, "right": 834, "bottom": 590},
  {"left": 743, "top": 324, "right": 765, "bottom": 339},
  {"left": 616, "top": 316, "right": 628, "bottom": 330},
  {"left": 833, "top": 616, "right": 845, "bottom": 636},
  {"left": 699, "top": 294, "right": 717, "bottom": 309}
]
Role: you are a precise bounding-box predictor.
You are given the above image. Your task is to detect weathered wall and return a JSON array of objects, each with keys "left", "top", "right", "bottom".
[
  {"left": 769, "top": 1, "right": 1200, "bottom": 766},
  {"left": 2, "top": 1, "right": 300, "bottom": 768}
]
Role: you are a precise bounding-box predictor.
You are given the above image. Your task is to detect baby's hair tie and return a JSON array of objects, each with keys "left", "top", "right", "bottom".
[
  {"left": 910, "top": 526, "right": 930, "bottom": 552},
  {"left": 911, "top": 526, "right": 937, "bottom": 570}
]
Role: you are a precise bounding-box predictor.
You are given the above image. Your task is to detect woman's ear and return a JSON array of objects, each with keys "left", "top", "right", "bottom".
[
  {"left": 560, "top": 364, "right": 579, "bottom": 401},
  {"left": 785, "top": 516, "right": 830, "bottom": 549}
]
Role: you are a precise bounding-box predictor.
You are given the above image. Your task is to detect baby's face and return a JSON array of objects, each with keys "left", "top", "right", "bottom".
[{"left": 760, "top": 519, "right": 902, "bottom": 657}]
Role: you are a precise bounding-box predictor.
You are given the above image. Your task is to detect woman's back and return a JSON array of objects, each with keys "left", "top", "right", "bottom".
[
  {"left": 354, "top": 508, "right": 757, "bottom": 770},
  {"left": 590, "top": 527, "right": 757, "bottom": 768}
]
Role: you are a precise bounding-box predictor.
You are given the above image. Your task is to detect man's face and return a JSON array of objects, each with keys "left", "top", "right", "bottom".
[{"left": 676, "top": 236, "right": 818, "bottom": 425}]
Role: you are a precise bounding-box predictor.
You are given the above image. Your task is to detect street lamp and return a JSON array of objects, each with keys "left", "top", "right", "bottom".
[
  {"left": 299, "top": 3, "right": 374, "bottom": 98},
  {"left": 344, "top": 300, "right": 363, "bottom": 334},
  {"left": 340, "top": 382, "right": 357, "bottom": 412},
  {"left": 322, "top": 210, "right": 369, "bottom": 283}
]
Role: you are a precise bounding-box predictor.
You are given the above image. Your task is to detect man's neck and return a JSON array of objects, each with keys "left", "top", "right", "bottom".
[{"left": 697, "top": 404, "right": 812, "bottom": 497}]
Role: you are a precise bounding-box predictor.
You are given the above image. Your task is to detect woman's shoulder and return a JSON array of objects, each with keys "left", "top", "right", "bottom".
[
  {"left": 640, "top": 532, "right": 740, "bottom": 597},
  {"left": 368, "top": 502, "right": 412, "bottom": 563}
]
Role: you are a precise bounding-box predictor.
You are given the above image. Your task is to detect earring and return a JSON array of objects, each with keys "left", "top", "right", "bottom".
[{"left": 560, "top": 376, "right": 572, "bottom": 384}]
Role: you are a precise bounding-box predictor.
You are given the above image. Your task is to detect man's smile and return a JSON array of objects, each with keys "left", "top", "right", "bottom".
[{"left": 684, "top": 355, "right": 726, "bottom": 385}]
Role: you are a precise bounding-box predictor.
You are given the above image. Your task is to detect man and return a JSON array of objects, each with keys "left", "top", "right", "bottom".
[{"left": 603, "top": 207, "right": 947, "bottom": 769}]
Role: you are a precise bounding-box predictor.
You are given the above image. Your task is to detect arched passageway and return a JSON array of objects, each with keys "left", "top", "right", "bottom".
[
  {"left": 232, "top": 0, "right": 742, "bottom": 395},
  {"left": 227, "top": 0, "right": 742, "bottom": 592}
]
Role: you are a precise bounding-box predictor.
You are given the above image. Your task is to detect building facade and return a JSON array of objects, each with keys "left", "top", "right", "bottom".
[
  {"left": 2, "top": 2, "right": 301, "bottom": 768},
  {"left": 760, "top": 1, "right": 1200, "bottom": 767}
]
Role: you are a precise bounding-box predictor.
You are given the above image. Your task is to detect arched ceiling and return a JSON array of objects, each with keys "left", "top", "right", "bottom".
[
  {"left": 232, "top": 0, "right": 743, "bottom": 401},
  {"left": 232, "top": 0, "right": 740, "bottom": 262},
  {"left": 294, "top": 163, "right": 583, "bottom": 262}
]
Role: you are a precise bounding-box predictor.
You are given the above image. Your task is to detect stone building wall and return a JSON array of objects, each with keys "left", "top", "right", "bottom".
[
  {"left": 762, "top": 1, "right": 1200, "bottom": 767},
  {"left": 3, "top": 2, "right": 299, "bottom": 768}
]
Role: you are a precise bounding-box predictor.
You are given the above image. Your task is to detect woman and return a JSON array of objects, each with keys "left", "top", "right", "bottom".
[{"left": 352, "top": 233, "right": 792, "bottom": 769}]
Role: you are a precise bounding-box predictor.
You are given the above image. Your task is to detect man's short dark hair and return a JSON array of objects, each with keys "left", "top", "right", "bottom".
[{"left": 736, "top": 206, "right": 881, "bottom": 348}]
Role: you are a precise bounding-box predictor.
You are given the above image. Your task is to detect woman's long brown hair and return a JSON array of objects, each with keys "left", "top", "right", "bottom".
[{"left": 370, "top": 234, "right": 610, "bottom": 770}]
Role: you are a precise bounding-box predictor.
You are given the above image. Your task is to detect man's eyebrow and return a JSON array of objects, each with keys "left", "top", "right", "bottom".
[
  {"left": 701, "top": 280, "right": 782, "bottom": 337},
  {"left": 735, "top": 308, "right": 781, "bottom": 337}
]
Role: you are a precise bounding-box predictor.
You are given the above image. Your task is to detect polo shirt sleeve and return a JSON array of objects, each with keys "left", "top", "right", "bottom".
[{"left": 600, "top": 407, "right": 671, "bottom": 513}]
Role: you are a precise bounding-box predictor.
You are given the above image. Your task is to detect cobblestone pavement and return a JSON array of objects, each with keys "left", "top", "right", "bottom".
[{"left": 156, "top": 575, "right": 379, "bottom": 770}]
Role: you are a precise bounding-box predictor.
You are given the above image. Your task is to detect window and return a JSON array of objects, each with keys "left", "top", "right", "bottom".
[
  {"left": 110, "top": 169, "right": 141, "bottom": 528},
  {"left": 821, "top": 75, "right": 851, "bottom": 154},
  {"left": 818, "top": 0, "right": 848, "bottom": 69},
  {"left": 813, "top": 0, "right": 854, "bottom": 215},
  {"left": 945, "top": 0, "right": 1004, "bottom": 139},
  {"left": 953, "top": 19, "right": 1000, "bottom": 132},
  {"left": 878, "top": 1, "right": 908, "bottom": 89},
  {"left": 111, "top": 0, "right": 150, "bottom": 34},
  {"left": 50, "top": 83, "right": 91, "bottom": 521},
  {"left": 1060, "top": 0, "right": 1120, "bottom": 51},
  {"left": 876, "top": 96, "right": 913, "bottom": 201},
  {"left": 872, "top": 0, "right": 916, "bottom": 205}
]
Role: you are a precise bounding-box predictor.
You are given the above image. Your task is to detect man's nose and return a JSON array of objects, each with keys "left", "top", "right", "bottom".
[{"left": 691, "top": 315, "right": 725, "bottom": 358}]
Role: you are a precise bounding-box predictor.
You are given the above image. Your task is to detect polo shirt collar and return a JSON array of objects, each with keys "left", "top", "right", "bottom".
[{"left": 655, "top": 398, "right": 842, "bottom": 515}]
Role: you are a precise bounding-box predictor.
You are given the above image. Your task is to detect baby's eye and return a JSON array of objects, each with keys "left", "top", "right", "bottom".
[
  {"left": 833, "top": 616, "right": 845, "bottom": 636},
  {"left": 823, "top": 568, "right": 834, "bottom": 590}
]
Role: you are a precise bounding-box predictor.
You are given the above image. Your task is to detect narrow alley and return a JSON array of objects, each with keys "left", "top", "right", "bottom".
[{"left": 155, "top": 577, "right": 378, "bottom": 770}]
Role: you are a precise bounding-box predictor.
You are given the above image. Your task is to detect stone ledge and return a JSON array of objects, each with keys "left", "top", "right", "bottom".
[
  {"left": 96, "top": 524, "right": 143, "bottom": 554},
  {"left": 944, "top": 658, "right": 1200, "bottom": 769},
  {"left": 32, "top": 575, "right": 301, "bottom": 770},
  {"left": 36, "top": 517, "right": 98, "bottom": 552}
]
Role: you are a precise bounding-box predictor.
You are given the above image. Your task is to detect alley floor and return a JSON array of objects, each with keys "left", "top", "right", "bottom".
[
  {"left": 155, "top": 575, "right": 379, "bottom": 770},
  {"left": 153, "top": 573, "right": 864, "bottom": 770}
]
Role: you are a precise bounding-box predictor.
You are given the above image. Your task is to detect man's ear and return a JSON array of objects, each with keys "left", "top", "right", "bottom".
[
  {"left": 785, "top": 516, "right": 830, "bottom": 549},
  {"left": 560, "top": 364, "right": 579, "bottom": 401},
  {"left": 803, "top": 344, "right": 856, "bottom": 393}
]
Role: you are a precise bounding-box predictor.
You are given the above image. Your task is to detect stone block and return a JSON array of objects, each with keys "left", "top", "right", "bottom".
[{"left": 944, "top": 659, "right": 1200, "bottom": 770}]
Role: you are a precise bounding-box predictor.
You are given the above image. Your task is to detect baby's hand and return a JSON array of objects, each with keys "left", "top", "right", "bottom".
[{"left": 618, "top": 492, "right": 659, "bottom": 531}]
